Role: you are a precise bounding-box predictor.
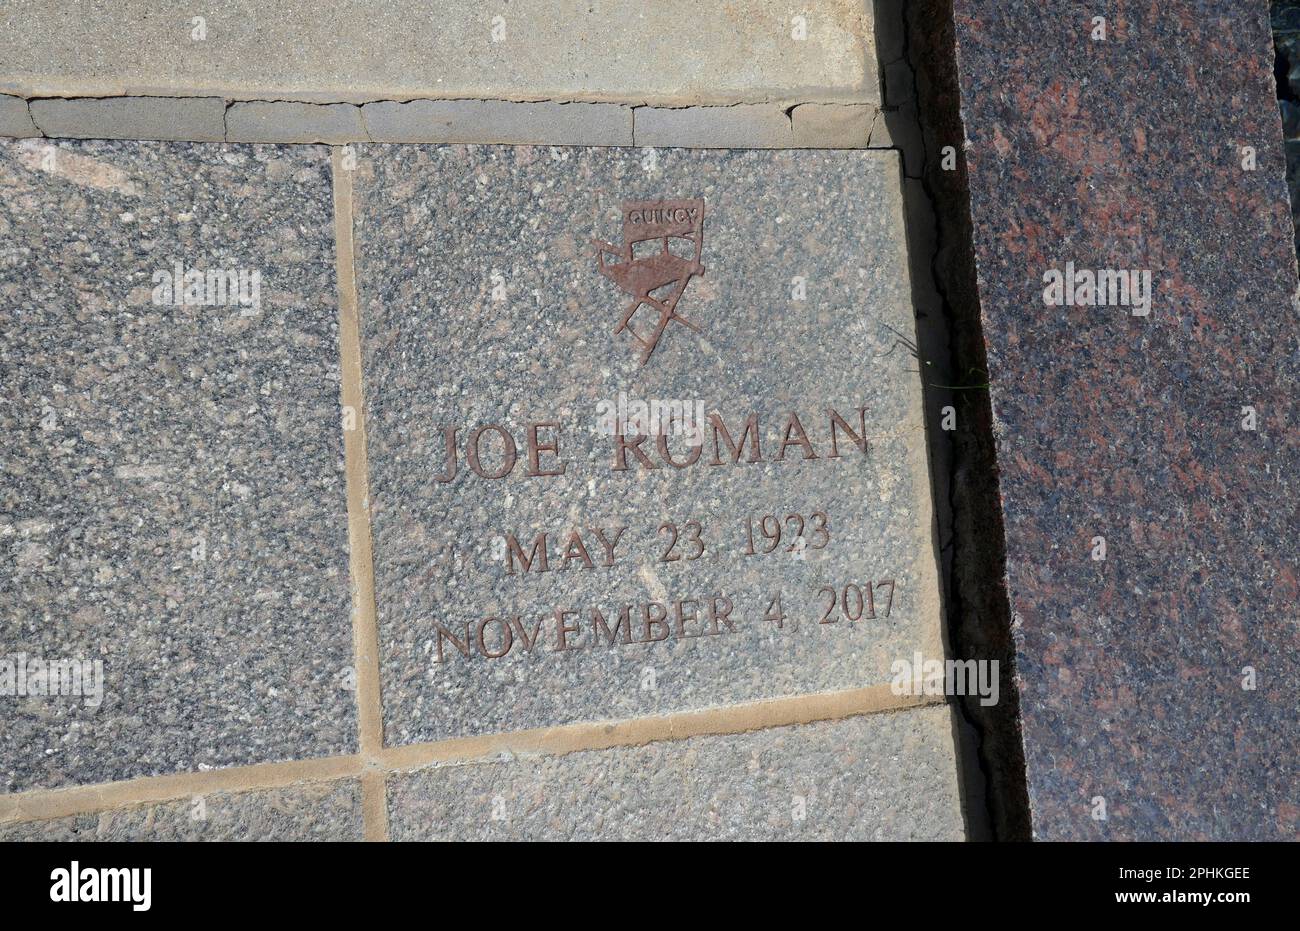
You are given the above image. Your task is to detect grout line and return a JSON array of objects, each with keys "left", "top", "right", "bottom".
[
  {"left": 359, "top": 770, "right": 389, "bottom": 842},
  {"left": 331, "top": 146, "right": 389, "bottom": 840},
  {"left": 377, "top": 685, "right": 941, "bottom": 771},
  {"left": 0, "top": 688, "right": 945, "bottom": 827},
  {"left": 0, "top": 755, "right": 365, "bottom": 825}
]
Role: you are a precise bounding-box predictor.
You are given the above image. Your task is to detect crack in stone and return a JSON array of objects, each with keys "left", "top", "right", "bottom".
[{"left": 24, "top": 98, "right": 48, "bottom": 138}]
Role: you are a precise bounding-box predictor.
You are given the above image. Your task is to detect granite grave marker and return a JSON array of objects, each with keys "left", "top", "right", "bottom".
[{"left": 352, "top": 145, "right": 951, "bottom": 745}]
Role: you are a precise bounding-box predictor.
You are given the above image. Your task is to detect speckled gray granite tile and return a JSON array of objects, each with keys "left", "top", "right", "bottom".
[
  {"left": 0, "top": 139, "right": 356, "bottom": 793},
  {"left": 352, "top": 146, "right": 945, "bottom": 745},
  {"left": 0, "top": 779, "right": 363, "bottom": 841},
  {"left": 388, "top": 706, "right": 964, "bottom": 840}
]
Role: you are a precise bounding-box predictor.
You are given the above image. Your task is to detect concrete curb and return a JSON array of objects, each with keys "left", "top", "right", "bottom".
[{"left": 3, "top": 95, "right": 888, "bottom": 149}]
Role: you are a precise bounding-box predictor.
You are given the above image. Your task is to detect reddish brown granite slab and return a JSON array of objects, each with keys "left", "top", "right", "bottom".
[{"left": 951, "top": 1, "right": 1300, "bottom": 839}]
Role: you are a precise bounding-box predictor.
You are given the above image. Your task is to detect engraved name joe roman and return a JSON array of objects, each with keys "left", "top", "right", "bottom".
[{"left": 430, "top": 406, "right": 869, "bottom": 482}]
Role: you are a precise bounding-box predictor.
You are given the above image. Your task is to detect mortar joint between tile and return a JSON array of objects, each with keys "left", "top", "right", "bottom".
[{"left": 330, "top": 146, "right": 389, "bottom": 840}]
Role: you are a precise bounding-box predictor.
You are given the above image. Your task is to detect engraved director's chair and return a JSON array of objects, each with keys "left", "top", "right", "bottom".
[{"left": 593, "top": 199, "right": 705, "bottom": 365}]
